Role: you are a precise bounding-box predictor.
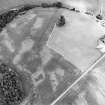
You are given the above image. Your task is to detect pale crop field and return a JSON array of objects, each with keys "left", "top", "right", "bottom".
[{"left": 48, "top": 10, "right": 105, "bottom": 71}]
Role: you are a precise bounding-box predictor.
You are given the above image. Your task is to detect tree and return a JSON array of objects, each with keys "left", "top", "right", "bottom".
[
  {"left": 0, "top": 63, "right": 25, "bottom": 105},
  {"left": 96, "top": 14, "right": 103, "bottom": 20},
  {"left": 56, "top": 15, "right": 66, "bottom": 27},
  {"left": 52, "top": 2, "right": 63, "bottom": 8}
]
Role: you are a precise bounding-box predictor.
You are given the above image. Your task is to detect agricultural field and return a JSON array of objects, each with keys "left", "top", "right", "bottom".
[{"left": 0, "top": 0, "right": 105, "bottom": 105}]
